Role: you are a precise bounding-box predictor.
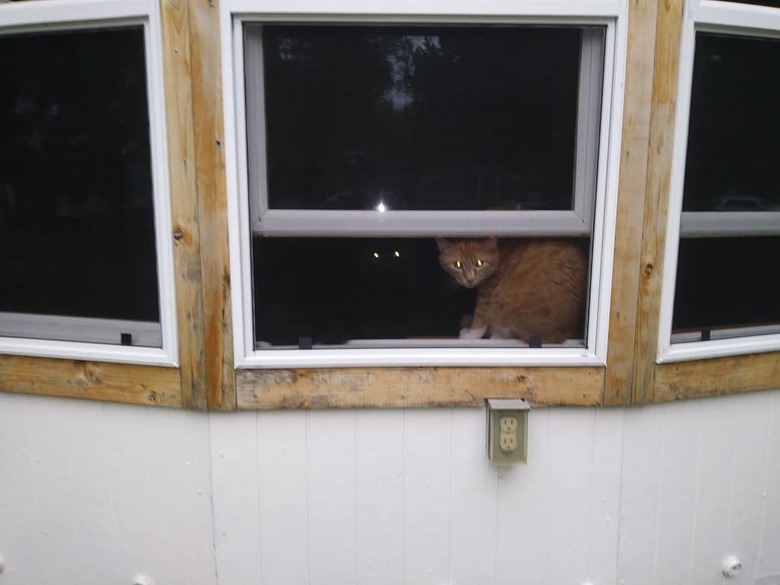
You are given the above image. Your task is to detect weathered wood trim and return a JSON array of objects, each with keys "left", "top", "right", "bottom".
[
  {"left": 603, "top": 0, "right": 659, "bottom": 405},
  {"left": 160, "top": 0, "right": 208, "bottom": 409},
  {"left": 631, "top": 0, "right": 685, "bottom": 404},
  {"left": 237, "top": 367, "right": 605, "bottom": 409},
  {"left": 655, "top": 352, "right": 780, "bottom": 402},
  {"left": 0, "top": 356, "right": 181, "bottom": 407},
  {"left": 188, "top": 0, "right": 237, "bottom": 410}
]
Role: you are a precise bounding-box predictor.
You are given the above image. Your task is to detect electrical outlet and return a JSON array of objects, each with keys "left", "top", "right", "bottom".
[
  {"left": 499, "top": 416, "right": 518, "bottom": 452},
  {"left": 486, "top": 399, "right": 529, "bottom": 464}
]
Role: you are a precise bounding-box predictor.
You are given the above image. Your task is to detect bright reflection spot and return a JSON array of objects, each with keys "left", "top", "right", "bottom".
[
  {"left": 394, "top": 250, "right": 401, "bottom": 258},
  {"left": 376, "top": 201, "right": 387, "bottom": 213},
  {"left": 373, "top": 252, "right": 380, "bottom": 259}
]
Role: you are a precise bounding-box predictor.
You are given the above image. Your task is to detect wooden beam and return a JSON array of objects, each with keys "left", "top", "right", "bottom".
[
  {"left": 188, "top": 0, "right": 237, "bottom": 410},
  {"left": 160, "top": 0, "right": 208, "bottom": 409},
  {"left": 632, "top": 0, "right": 685, "bottom": 404},
  {"left": 237, "top": 367, "right": 605, "bottom": 409},
  {"left": 603, "top": 0, "right": 659, "bottom": 406},
  {"left": 0, "top": 356, "right": 181, "bottom": 407},
  {"left": 655, "top": 352, "right": 780, "bottom": 402}
]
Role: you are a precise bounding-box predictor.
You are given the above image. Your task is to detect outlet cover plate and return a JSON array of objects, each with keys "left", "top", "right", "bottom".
[{"left": 486, "top": 399, "right": 530, "bottom": 465}]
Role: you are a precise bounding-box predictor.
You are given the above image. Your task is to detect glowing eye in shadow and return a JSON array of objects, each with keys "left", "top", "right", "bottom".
[
  {"left": 394, "top": 250, "right": 401, "bottom": 258},
  {"left": 475, "top": 259, "right": 484, "bottom": 267},
  {"left": 373, "top": 252, "right": 380, "bottom": 259},
  {"left": 454, "top": 260, "right": 463, "bottom": 269}
]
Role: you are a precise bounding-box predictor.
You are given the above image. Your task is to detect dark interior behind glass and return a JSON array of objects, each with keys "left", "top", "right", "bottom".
[
  {"left": 254, "top": 24, "right": 582, "bottom": 212},
  {"left": 673, "top": 32, "right": 780, "bottom": 337},
  {"left": 682, "top": 32, "right": 780, "bottom": 212},
  {"left": 0, "top": 27, "right": 160, "bottom": 324}
]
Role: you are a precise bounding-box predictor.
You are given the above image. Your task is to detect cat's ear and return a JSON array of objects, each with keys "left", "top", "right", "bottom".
[
  {"left": 484, "top": 237, "right": 499, "bottom": 251},
  {"left": 436, "top": 238, "right": 453, "bottom": 252}
]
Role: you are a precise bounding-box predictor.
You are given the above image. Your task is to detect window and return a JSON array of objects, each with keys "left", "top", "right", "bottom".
[
  {"left": 660, "top": 1, "right": 780, "bottom": 362},
  {"left": 0, "top": 0, "right": 177, "bottom": 366},
  {"left": 225, "top": 0, "right": 624, "bottom": 369}
]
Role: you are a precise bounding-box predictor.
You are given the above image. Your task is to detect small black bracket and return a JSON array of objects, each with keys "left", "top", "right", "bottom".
[
  {"left": 121, "top": 333, "right": 133, "bottom": 346},
  {"left": 529, "top": 336, "right": 542, "bottom": 348}
]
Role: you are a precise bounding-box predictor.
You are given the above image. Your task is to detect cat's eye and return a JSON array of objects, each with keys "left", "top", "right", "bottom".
[
  {"left": 475, "top": 259, "right": 484, "bottom": 268},
  {"left": 394, "top": 250, "right": 401, "bottom": 258},
  {"left": 453, "top": 260, "right": 463, "bottom": 269},
  {"left": 373, "top": 252, "right": 380, "bottom": 259}
]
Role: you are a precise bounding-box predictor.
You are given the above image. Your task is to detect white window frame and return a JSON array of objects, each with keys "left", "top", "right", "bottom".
[
  {"left": 659, "top": 0, "right": 780, "bottom": 364},
  {"left": 0, "top": 0, "right": 178, "bottom": 367},
  {"left": 222, "top": 0, "right": 627, "bottom": 369}
]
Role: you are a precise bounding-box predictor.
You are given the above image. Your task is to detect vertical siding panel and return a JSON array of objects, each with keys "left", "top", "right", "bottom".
[
  {"left": 542, "top": 409, "right": 597, "bottom": 585},
  {"left": 356, "top": 410, "right": 405, "bottom": 585},
  {"left": 0, "top": 396, "right": 216, "bottom": 585},
  {"left": 757, "top": 390, "right": 780, "bottom": 579},
  {"left": 495, "top": 407, "right": 551, "bottom": 585},
  {"left": 403, "top": 408, "right": 452, "bottom": 585},
  {"left": 26, "top": 401, "right": 82, "bottom": 585},
  {"left": 688, "top": 396, "right": 736, "bottom": 584},
  {"left": 726, "top": 393, "right": 773, "bottom": 583},
  {"left": 449, "top": 407, "right": 498, "bottom": 585},
  {"left": 586, "top": 408, "right": 625, "bottom": 585},
  {"left": 258, "top": 411, "right": 310, "bottom": 585},
  {"left": 118, "top": 407, "right": 216, "bottom": 584},
  {"left": 307, "top": 411, "right": 358, "bottom": 585},
  {"left": 650, "top": 401, "right": 700, "bottom": 585},
  {"left": 210, "top": 412, "right": 263, "bottom": 585},
  {"left": 0, "top": 399, "right": 44, "bottom": 585},
  {"left": 618, "top": 405, "right": 664, "bottom": 585},
  {"left": 61, "top": 403, "right": 123, "bottom": 585}
]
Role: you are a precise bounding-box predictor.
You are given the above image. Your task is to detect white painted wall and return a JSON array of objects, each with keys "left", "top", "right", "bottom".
[{"left": 1, "top": 389, "right": 779, "bottom": 585}]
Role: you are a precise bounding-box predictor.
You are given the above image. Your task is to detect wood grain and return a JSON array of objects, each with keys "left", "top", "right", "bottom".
[
  {"left": 237, "top": 367, "right": 605, "bottom": 409},
  {"left": 188, "top": 0, "right": 236, "bottom": 410},
  {"left": 0, "top": 355, "right": 181, "bottom": 407},
  {"left": 603, "top": 0, "right": 659, "bottom": 406},
  {"left": 655, "top": 352, "right": 780, "bottom": 402},
  {"left": 632, "top": 0, "right": 685, "bottom": 404},
  {"left": 161, "top": 0, "right": 207, "bottom": 409}
]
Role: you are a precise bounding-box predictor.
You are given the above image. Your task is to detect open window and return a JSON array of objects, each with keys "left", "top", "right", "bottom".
[
  {"left": 0, "top": 0, "right": 177, "bottom": 366},
  {"left": 224, "top": 0, "right": 624, "bottom": 371},
  {"left": 660, "top": 0, "right": 780, "bottom": 363}
]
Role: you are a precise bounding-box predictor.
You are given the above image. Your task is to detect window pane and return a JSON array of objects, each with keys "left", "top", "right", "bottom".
[
  {"left": 672, "top": 31, "right": 780, "bottom": 344},
  {"left": 672, "top": 237, "right": 780, "bottom": 335},
  {"left": 250, "top": 24, "right": 585, "bottom": 212},
  {"left": 0, "top": 27, "right": 160, "bottom": 345},
  {"left": 253, "top": 237, "right": 590, "bottom": 348},
  {"left": 724, "top": 1, "right": 780, "bottom": 8},
  {"left": 682, "top": 32, "right": 780, "bottom": 212}
]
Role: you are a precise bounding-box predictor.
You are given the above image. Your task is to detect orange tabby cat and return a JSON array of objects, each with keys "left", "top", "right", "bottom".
[{"left": 436, "top": 237, "right": 588, "bottom": 343}]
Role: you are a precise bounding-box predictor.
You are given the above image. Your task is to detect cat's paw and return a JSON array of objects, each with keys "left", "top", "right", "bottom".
[{"left": 459, "top": 326, "right": 487, "bottom": 340}]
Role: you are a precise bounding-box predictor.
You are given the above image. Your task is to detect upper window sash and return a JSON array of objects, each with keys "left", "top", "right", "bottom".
[
  {"left": 0, "top": 0, "right": 178, "bottom": 367},
  {"left": 658, "top": 0, "right": 780, "bottom": 363},
  {"left": 245, "top": 25, "right": 605, "bottom": 237}
]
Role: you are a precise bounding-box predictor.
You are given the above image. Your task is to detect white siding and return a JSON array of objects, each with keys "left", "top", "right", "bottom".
[{"left": 1, "top": 390, "right": 779, "bottom": 585}]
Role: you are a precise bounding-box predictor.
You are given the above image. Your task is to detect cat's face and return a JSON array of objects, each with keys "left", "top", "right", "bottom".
[{"left": 436, "top": 237, "right": 499, "bottom": 289}]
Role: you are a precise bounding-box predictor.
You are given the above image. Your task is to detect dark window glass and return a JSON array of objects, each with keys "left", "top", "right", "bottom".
[
  {"left": 252, "top": 25, "right": 584, "bottom": 212},
  {"left": 682, "top": 33, "right": 780, "bottom": 212},
  {"left": 0, "top": 28, "right": 160, "bottom": 327},
  {"left": 724, "top": 1, "right": 780, "bottom": 8},
  {"left": 253, "top": 236, "right": 589, "bottom": 347},
  {"left": 672, "top": 32, "right": 780, "bottom": 340},
  {"left": 673, "top": 237, "right": 780, "bottom": 333}
]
